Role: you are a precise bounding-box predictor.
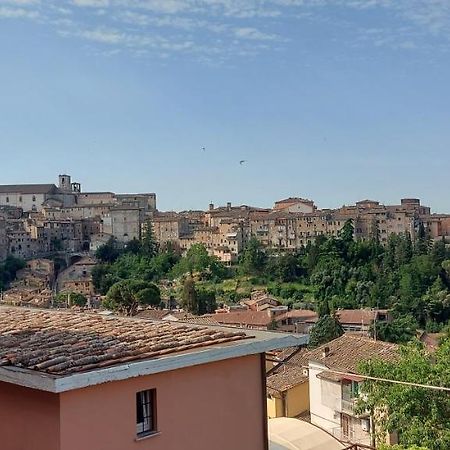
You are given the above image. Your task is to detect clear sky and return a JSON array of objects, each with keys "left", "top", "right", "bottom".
[{"left": 0, "top": 0, "right": 449, "bottom": 212}]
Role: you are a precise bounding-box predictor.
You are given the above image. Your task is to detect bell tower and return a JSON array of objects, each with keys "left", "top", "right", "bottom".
[{"left": 59, "top": 174, "right": 72, "bottom": 192}]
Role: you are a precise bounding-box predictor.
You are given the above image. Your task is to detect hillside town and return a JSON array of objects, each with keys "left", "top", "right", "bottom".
[
  {"left": 0, "top": 175, "right": 449, "bottom": 450},
  {"left": 0, "top": 173, "right": 449, "bottom": 262}
]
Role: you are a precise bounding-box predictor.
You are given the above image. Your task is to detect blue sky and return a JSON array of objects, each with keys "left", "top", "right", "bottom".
[{"left": 0, "top": 0, "right": 449, "bottom": 212}]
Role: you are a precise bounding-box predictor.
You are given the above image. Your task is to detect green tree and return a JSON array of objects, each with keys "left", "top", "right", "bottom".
[
  {"left": 0, "top": 256, "right": 25, "bottom": 289},
  {"left": 124, "top": 238, "right": 141, "bottom": 255},
  {"left": 378, "top": 445, "right": 429, "bottom": 450},
  {"left": 141, "top": 220, "right": 159, "bottom": 258},
  {"left": 415, "top": 223, "right": 430, "bottom": 256},
  {"left": 181, "top": 277, "right": 199, "bottom": 315},
  {"left": 55, "top": 291, "right": 87, "bottom": 307},
  {"left": 92, "top": 264, "right": 120, "bottom": 295},
  {"left": 339, "top": 219, "right": 354, "bottom": 244},
  {"left": 239, "top": 237, "right": 267, "bottom": 276},
  {"left": 196, "top": 287, "right": 217, "bottom": 314},
  {"left": 317, "top": 298, "right": 331, "bottom": 317},
  {"left": 372, "top": 315, "right": 418, "bottom": 344},
  {"left": 171, "top": 244, "right": 227, "bottom": 280},
  {"left": 104, "top": 279, "right": 160, "bottom": 316},
  {"left": 95, "top": 237, "right": 122, "bottom": 263},
  {"left": 266, "top": 253, "right": 305, "bottom": 282},
  {"left": 359, "top": 339, "right": 450, "bottom": 450},
  {"left": 308, "top": 314, "right": 344, "bottom": 348}
]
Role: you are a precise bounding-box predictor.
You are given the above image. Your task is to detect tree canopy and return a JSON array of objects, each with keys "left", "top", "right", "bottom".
[
  {"left": 358, "top": 338, "right": 450, "bottom": 450},
  {"left": 55, "top": 291, "right": 87, "bottom": 307},
  {"left": 308, "top": 314, "right": 344, "bottom": 348},
  {"left": 171, "top": 244, "right": 227, "bottom": 280},
  {"left": 104, "top": 279, "right": 161, "bottom": 316},
  {"left": 0, "top": 256, "right": 25, "bottom": 290}
]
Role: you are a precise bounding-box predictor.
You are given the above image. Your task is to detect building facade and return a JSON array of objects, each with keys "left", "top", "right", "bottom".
[{"left": 0, "top": 307, "right": 306, "bottom": 450}]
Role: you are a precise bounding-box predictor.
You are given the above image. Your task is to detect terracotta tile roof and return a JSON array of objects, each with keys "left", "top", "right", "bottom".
[
  {"left": 164, "top": 311, "right": 197, "bottom": 320},
  {"left": 335, "top": 309, "right": 375, "bottom": 325},
  {"left": 211, "top": 311, "right": 272, "bottom": 327},
  {"left": 135, "top": 309, "right": 170, "bottom": 321},
  {"left": 179, "top": 316, "right": 220, "bottom": 326},
  {"left": 267, "top": 348, "right": 310, "bottom": 396},
  {"left": 0, "top": 307, "right": 248, "bottom": 376},
  {"left": 308, "top": 334, "right": 398, "bottom": 373},
  {"left": 275, "top": 310, "right": 318, "bottom": 322},
  {"left": 0, "top": 184, "right": 59, "bottom": 194},
  {"left": 418, "top": 332, "right": 445, "bottom": 352}
]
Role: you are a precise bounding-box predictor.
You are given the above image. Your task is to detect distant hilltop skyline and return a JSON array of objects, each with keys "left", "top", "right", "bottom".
[
  {"left": 0, "top": 173, "right": 448, "bottom": 214},
  {"left": 1, "top": 173, "right": 448, "bottom": 263}
]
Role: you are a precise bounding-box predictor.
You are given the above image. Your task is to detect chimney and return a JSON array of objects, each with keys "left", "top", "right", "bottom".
[
  {"left": 227, "top": 202, "right": 232, "bottom": 211},
  {"left": 209, "top": 203, "right": 214, "bottom": 211},
  {"left": 322, "top": 346, "right": 330, "bottom": 358}
]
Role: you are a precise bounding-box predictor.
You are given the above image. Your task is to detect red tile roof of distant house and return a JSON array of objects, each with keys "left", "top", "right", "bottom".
[
  {"left": 211, "top": 311, "right": 273, "bottom": 327},
  {"left": 275, "top": 310, "right": 318, "bottom": 322},
  {"left": 336, "top": 309, "right": 388, "bottom": 325},
  {"left": 304, "top": 309, "right": 389, "bottom": 326}
]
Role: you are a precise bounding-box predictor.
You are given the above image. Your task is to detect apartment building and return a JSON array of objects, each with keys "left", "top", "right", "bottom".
[{"left": 308, "top": 335, "right": 398, "bottom": 446}]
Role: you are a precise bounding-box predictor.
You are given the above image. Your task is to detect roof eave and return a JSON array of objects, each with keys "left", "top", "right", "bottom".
[{"left": 0, "top": 332, "right": 308, "bottom": 393}]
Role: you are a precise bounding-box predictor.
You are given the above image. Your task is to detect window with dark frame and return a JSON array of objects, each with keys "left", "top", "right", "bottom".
[{"left": 136, "top": 389, "right": 157, "bottom": 437}]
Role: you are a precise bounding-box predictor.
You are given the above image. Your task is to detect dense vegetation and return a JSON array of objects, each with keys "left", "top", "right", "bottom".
[
  {"left": 55, "top": 291, "right": 88, "bottom": 307},
  {"left": 359, "top": 334, "right": 450, "bottom": 450},
  {"left": 92, "top": 220, "right": 450, "bottom": 337},
  {"left": 0, "top": 256, "right": 25, "bottom": 291}
]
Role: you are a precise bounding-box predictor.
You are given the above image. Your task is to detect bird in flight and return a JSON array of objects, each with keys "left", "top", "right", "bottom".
[
  {"left": 239, "top": 160, "right": 247, "bottom": 165},
  {"left": 201, "top": 147, "right": 206, "bottom": 151}
]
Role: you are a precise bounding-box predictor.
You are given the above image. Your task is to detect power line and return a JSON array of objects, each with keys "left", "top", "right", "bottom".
[{"left": 266, "top": 359, "right": 450, "bottom": 393}]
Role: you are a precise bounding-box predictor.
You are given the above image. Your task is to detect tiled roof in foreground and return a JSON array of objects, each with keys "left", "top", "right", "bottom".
[{"left": 0, "top": 307, "right": 248, "bottom": 376}]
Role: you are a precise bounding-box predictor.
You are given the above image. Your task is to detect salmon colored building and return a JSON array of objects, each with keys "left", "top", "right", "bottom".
[{"left": 0, "top": 307, "right": 306, "bottom": 450}]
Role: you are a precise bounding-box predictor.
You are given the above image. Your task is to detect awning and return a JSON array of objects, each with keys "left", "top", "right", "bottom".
[{"left": 316, "top": 370, "right": 363, "bottom": 383}]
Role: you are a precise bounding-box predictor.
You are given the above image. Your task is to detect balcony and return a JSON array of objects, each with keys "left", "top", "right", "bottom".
[
  {"left": 331, "top": 426, "right": 372, "bottom": 447},
  {"left": 341, "top": 398, "right": 356, "bottom": 415}
]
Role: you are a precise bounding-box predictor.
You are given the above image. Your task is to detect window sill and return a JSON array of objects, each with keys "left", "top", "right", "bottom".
[{"left": 135, "top": 431, "right": 161, "bottom": 442}]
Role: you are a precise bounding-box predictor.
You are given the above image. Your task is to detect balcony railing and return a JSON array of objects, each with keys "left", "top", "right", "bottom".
[
  {"left": 341, "top": 398, "right": 356, "bottom": 415},
  {"left": 331, "top": 427, "right": 372, "bottom": 447}
]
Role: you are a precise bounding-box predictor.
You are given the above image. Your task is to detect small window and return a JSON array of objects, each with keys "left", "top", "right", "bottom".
[
  {"left": 32, "top": 195, "right": 36, "bottom": 202},
  {"left": 136, "top": 389, "right": 157, "bottom": 437},
  {"left": 6, "top": 197, "right": 9, "bottom": 203}
]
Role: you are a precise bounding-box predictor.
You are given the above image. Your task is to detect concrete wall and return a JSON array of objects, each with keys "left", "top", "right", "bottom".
[
  {"left": 0, "top": 193, "right": 46, "bottom": 212},
  {"left": 0, "top": 382, "right": 61, "bottom": 450},
  {"left": 309, "top": 362, "right": 341, "bottom": 433},
  {"left": 267, "top": 383, "right": 309, "bottom": 419},
  {"left": 286, "top": 383, "right": 310, "bottom": 417},
  {"left": 102, "top": 209, "right": 141, "bottom": 242},
  {"left": 1, "top": 355, "right": 266, "bottom": 450},
  {"left": 267, "top": 395, "right": 283, "bottom": 419},
  {"left": 58, "top": 354, "right": 266, "bottom": 450}
]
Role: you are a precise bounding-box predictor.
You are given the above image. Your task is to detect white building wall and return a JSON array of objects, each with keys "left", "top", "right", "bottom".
[
  {"left": 286, "top": 203, "right": 315, "bottom": 213},
  {"left": 0, "top": 193, "right": 46, "bottom": 212},
  {"left": 309, "top": 361, "right": 341, "bottom": 433}
]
